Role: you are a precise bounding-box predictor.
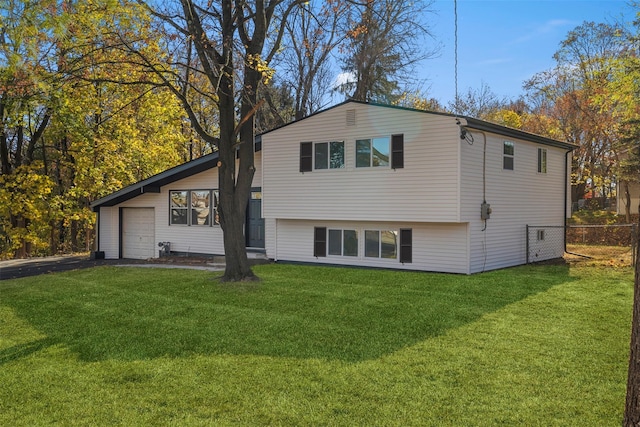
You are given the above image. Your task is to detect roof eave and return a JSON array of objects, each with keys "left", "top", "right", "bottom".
[
  {"left": 90, "top": 153, "right": 219, "bottom": 211},
  {"left": 464, "top": 118, "right": 576, "bottom": 151}
]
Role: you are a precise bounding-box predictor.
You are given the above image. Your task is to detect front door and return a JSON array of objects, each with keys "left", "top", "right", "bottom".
[{"left": 246, "top": 190, "right": 265, "bottom": 248}]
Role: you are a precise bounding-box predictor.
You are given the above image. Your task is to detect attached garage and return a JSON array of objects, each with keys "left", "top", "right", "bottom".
[{"left": 121, "top": 207, "right": 155, "bottom": 259}]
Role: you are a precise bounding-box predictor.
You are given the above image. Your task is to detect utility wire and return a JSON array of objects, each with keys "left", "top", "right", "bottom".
[{"left": 454, "top": 0, "right": 458, "bottom": 116}]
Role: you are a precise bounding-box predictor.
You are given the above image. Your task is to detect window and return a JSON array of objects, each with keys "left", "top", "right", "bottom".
[
  {"left": 170, "top": 191, "right": 188, "bottom": 225},
  {"left": 213, "top": 190, "right": 220, "bottom": 225},
  {"left": 537, "top": 229, "right": 545, "bottom": 241},
  {"left": 356, "top": 137, "right": 390, "bottom": 168},
  {"left": 365, "top": 230, "right": 397, "bottom": 259},
  {"left": 328, "top": 229, "right": 358, "bottom": 256},
  {"left": 191, "top": 190, "right": 211, "bottom": 226},
  {"left": 169, "top": 189, "right": 219, "bottom": 226},
  {"left": 503, "top": 141, "right": 514, "bottom": 170},
  {"left": 302, "top": 141, "right": 344, "bottom": 171},
  {"left": 538, "top": 148, "right": 547, "bottom": 173},
  {"left": 314, "top": 141, "right": 344, "bottom": 170}
]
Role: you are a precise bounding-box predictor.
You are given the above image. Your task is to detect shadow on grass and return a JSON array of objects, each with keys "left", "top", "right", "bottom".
[
  {"left": 0, "top": 263, "right": 574, "bottom": 363},
  {"left": 0, "top": 338, "right": 55, "bottom": 365}
]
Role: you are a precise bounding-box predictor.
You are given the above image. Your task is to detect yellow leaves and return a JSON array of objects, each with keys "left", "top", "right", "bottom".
[
  {"left": 0, "top": 163, "right": 57, "bottom": 255},
  {"left": 246, "top": 53, "right": 275, "bottom": 85},
  {"left": 485, "top": 109, "right": 523, "bottom": 130},
  {"left": 0, "top": 164, "right": 54, "bottom": 219}
]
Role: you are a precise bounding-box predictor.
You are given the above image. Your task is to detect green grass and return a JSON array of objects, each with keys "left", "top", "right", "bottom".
[{"left": 0, "top": 263, "right": 632, "bottom": 425}]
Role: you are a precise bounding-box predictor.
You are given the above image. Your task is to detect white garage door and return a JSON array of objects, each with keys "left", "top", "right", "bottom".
[{"left": 122, "top": 208, "right": 155, "bottom": 259}]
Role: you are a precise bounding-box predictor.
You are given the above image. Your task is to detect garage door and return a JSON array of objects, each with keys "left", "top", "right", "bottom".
[{"left": 122, "top": 208, "right": 155, "bottom": 259}]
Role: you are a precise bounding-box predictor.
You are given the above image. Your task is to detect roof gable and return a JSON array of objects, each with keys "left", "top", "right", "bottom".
[{"left": 260, "top": 99, "right": 576, "bottom": 151}]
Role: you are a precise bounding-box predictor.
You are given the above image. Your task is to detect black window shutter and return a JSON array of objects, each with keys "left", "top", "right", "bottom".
[
  {"left": 314, "top": 227, "right": 327, "bottom": 257},
  {"left": 391, "top": 134, "right": 404, "bottom": 169},
  {"left": 399, "top": 228, "right": 412, "bottom": 263},
  {"left": 300, "top": 142, "right": 313, "bottom": 172}
]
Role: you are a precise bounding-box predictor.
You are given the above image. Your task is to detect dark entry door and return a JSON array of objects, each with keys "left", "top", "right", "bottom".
[{"left": 246, "top": 190, "right": 265, "bottom": 248}]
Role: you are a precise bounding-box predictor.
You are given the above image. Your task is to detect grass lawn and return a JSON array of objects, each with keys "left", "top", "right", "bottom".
[{"left": 0, "top": 262, "right": 632, "bottom": 426}]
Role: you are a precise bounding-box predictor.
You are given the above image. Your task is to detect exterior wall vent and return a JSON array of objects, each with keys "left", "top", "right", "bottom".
[{"left": 346, "top": 109, "right": 356, "bottom": 126}]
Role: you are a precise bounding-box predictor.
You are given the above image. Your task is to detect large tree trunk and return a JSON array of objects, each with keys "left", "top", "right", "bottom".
[
  {"left": 625, "top": 215, "right": 640, "bottom": 425},
  {"left": 216, "top": 51, "right": 256, "bottom": 282}
]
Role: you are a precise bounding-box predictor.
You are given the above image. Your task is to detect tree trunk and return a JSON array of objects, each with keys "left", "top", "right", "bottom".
[
  {"left": 71, "top": 219, "right": 79, "bottom": 252},
  {"left": 625, "top": 215, "right": 640, "bottom": 425},
  {"left": 216, "top": 54, "right": 256, "bottom": 282},
  {"left": 626, "top": 182, "right": 632, "bottom": 224}
]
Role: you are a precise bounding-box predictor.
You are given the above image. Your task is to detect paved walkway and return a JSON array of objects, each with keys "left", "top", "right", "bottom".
[{"left": 0, "top": 254, "right": 225, "bottom": 281}]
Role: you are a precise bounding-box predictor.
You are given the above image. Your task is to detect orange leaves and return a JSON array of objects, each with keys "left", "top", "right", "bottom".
[{"left": 347, "top": 24, "right": 368, "bottom": 39}]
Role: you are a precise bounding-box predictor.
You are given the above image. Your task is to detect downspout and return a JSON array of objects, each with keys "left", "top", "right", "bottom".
[{"left": 564, "top": 150, "right": 568, "bottom": 253}]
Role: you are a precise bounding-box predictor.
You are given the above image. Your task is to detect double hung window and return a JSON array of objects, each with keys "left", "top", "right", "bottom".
[
  {"left": 170, "top": 191, "right": 189, "bottom": 225},
  {"left": 537, "top": 148, "right": 547, "bottom": 173},
  {"left": 503, "top": 141, "right": 514, "bottom": 170}
]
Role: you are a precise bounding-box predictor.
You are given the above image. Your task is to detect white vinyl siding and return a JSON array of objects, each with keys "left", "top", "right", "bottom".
[
  {"left": 273, "top": 219, "right": 468, "bottom": 274},
  {"left": 460, "top": 131, "right": 567, "bottom": 273},
  {"left": 262, "top": 103, "right": 461, "bottom": 223},
  {"left": 98, "top": 206, "right": 119, "bottom": 259},
  {"left": 99, "top": 152, "right": 264, "bottom": 259}
]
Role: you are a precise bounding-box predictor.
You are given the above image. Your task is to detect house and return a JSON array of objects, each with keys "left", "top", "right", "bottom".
[
  {"left": 91, "top": 100, "right": 575, "bottom": 274},
  {"left": 617, "top": 181, "right": 640, "bottom": 216}
]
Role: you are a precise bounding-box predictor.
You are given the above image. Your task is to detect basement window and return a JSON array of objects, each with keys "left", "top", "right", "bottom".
[
  {"left": 365, "top": 230, "right": 397, "bottom": 259},
  {"left": 328, "top": 229, "right": 358, "bottom": 257}
]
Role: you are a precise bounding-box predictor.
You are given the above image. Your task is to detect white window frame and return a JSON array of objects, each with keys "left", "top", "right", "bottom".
[
  {"left": 328, "top": 229, "right": 358, "bottom": 257},
  {"left": 356, "top": 136, "right": 390, "bottom": 168},
  {"left": 169, "top": 189, "right": 219, "bottom": 226},
  {"left": 314, "top": 141, "right": 345, "bottom": 170},
  {"left": 364, "top": 229, "right": 398, "bottom": 259},
  {"left": 538, "top": 148, "right": 547, "bottom": 174},
  {"left": 503, "top": 141, "right": 514, "bottom": 170}
]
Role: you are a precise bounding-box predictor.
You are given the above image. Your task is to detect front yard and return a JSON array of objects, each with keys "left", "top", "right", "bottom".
[{"left": 0, "top": 263, "right": 632, "bottom": 425}]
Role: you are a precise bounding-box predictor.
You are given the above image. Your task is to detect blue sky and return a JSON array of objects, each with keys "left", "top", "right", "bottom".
[{"left": 424, "top": 0, "right": 637, "bottom": 105}]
